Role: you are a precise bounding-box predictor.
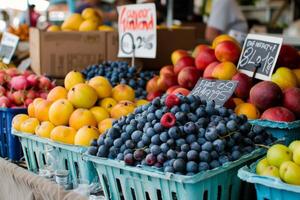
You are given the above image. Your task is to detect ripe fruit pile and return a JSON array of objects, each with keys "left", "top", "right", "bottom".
[
  {"left": 88, "top": 94, "right": 274, "bottom": 175},
  {"left": 7, "top": 24, "right": 29, "bottom": 41},
  {"left": 82, "top": 61, "right": 156, "bottom": 99},
  {"left": 47, "top": 8, "right": 114, "bottom": 32},
  {"left": 146, "top": 35, "right": 241, "bottom": 101},
  {"left": 256, "top": 141, "right": 300, "bottom": 185},
  {"left": 12, "top": 70, "right": 149, "bottom": 146},
  {"left": 0, "top": 68, "right": 54, "bottom": 108}
]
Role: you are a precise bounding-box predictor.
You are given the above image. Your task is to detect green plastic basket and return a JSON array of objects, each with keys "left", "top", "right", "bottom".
[
  {"left": 13, "top": 130, "right": 97, "bottom": 186},
  {"left": 84, "top": 148, "right": 265, "bottom": 200}
]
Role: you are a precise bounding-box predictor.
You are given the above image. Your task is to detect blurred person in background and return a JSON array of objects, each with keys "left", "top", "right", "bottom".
[
  {"left": 29, "top": 5, "right": 40, "bottom": 27},
  {"left": 205, "top": 0, "right": 248, "bottom": 41}
]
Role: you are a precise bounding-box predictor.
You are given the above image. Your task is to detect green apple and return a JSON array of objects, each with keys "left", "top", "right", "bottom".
[
  {"left": 261, "top": 166, "right": 280, "bottom": 178},
  {"left": 292, "top": 146, "right": 300, "bottom": 165},
  {"left": 256, "top": 158, "right": 270, "bottom": 175},
  {"left": 267, "top": 144, "right": 292, "bottom": 168},
  {"left": 289, "top": 140, "right": 300, "bottom": 152},
  {"left": 279, "top": 161, "right": 300, "bottom": 185}
]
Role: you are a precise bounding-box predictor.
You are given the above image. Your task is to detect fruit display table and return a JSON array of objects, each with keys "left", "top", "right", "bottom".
[{"left": 0, "top": 158, "right": 87, "bottom": 200}]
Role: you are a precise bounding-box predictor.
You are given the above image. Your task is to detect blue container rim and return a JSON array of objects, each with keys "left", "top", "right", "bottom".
[
  {"left": 249, "top": 119, "right": 300, "bottom": 130},
  {"left": 84, "top": 148, "right": 265, "bottom": 184},
  {"left": 238, "top": 160, "right": 300, "bottom": 193},
  {"left": 0, "top": 107, "right": 27, "bottom": 112}
]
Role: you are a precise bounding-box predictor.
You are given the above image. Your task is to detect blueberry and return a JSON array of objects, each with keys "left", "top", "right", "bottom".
[
  {"left": 226, "top": 138, "right": 235, "bottom": 147},
  {"left": 176, "top": 138, "right": 186, "bottom": 147},
  {"left": 219, "top": 155, "right": 229, "bottom": 165},
  {"left": 157, "top": 153, "right": 166, "bottom": 163},
  {"left": 197, "top": 138, "right": 206, "bottom": 146},
  {"left": 253, "top": 125, "right": 264, "bottom": 134},
  {"left": 109, "top": 146, "right": 119, "bottom": 158},
  {"left": 181, "top": 144, "right": 190, "bottom": 152},
  {"left": 226, "top": 120, "right": 238, "bottom": 131},
  {"left": 113, "top": 138, "right": 123, "bottom": 148},
  {"left": 190, "top": 142, "right": 201, "bottom": 151},
  {"left": 213, "top": 139, "right": 226, "bottom": 152},
  {"left": 97, "top": 135, "right": 105, "bottom": 146},
  {"left": 160, "top": 143, "right": 169, "bottom": 153},
  {"left": 170, "top": 106, "right": 180, "bottom": 114},
  {"left": 186, "top": 134, "right": 197, "bottom": 144},
  {"left": 186, "top": 161, "right": 198, "bottom": 173},
  {"left": 152, "top": 97, "right": 161, "bottom": 107},
  {"left": 88, "top": 146, "right": 98, "bottom": 155},
  {"left": 146, "top": 127, "right": 156, "bottom": 137},
  {"left": 145, "top": 154, "right": 157, "bottom": 166},
  {"left": 167, "top": 149, "right": 177, "bottom": 159},
  {"left": 177, "top": 152, "right": 187, "bottom": 160},
  {"left": 187, "top": 113, "right": 198, "bottom": 122},
  {"left": 197, "top": 117, "right": 209, "bottom": 127},
  {"left": 243, "top": 138, "right": 253, "bottom": 145},
  {"left": 133, "top": 149, "right": 145, "bottom": 161},
  {"left": 147, "top": 113, "right": 156, "bottom": 122},
  {"left": 155, "top": 110, "right": 163, "bottom": 119},
  {"left": 196, "top": 107, "right": 206, "bottom": 117},
  {"left": 232, "top": 132, "right": 242, "bottom": 141},
  {"left": 120, "top": 144, "right": 126, "bottom": 153},
  {"left": 136, "top": 122, "right": 144, "bottom": 130},
  {"left": 154, "top": 123, "right": 163, "bottom": 132},
  {"left": 168, "top": 127, "right": 181, "bottom": 139},
  {"left": 116, "top": 153, "right": 124, "bottom": 160},
  {"left": 131, "top": 130, "right": 143, "bottom": 142},
  {"left": 187, "top": 150, "right": 198, "bottom": 161},
  {"left": 216, "top": 123, "right": 227, "bottom": 136},
  {"left": 205, "top": 128, "right": 218, "bottom": 141},
  {"left": 254, "top": 135, "right": 263, "bottom": 143},
  {"left": 104, "top": 137, "right": 113, "bottom": 147},
  {"left": 202, "top": 141, "right": 213, "bottom": 152},
  {"left": 151, "top": 134, "right": 161, "bottom": 145},
  {"left": 97, "top": 145, "right": 108, "bottom": 157},
  {"left": 184, "top": 122, "right": 197, "bottom": 134},
  {"left": 199, "top": 151, "right": 210, "bottom": 162},
  {"left": 137, "top": 141, "right": 145, "bottom": 148},
  {"left": 206, "top": 100, "right": 215, "bottom": 107},
  {"left": 150, "top": 145, "right": 161, "bottom": 155},
  {"left": 90, "top": 139, "right": 98, "bottom": 147},
  {"left": 167, "top": 139, "right": 175, "bottom": 147},
  {"left": 218, "top": 107, "right": 228, "bottom": 117},
  {"left": 180, "top": 103, "right": 190, "bottom": 112},
  {"left": 125, "top": 140, "right": 135, "bottom": 149},
  {"left": 175, "top": 112, "right": 187, "bottom": 123},
  {"left": 125, "top": 125, "right": 135, "bottom": 135},
  {"left": 231, "top": 150, "right": 241, "bottom": 160},
  {"left": 160, "top": 132, "right": 169, "bottom": 142},
  {"left": 198, "top": 128, "right": 205, "bottom": 137},
  {"left": 209, "top": 160, "right": 220, "bottom": 169},
  {"left": 205, "top": 106, "right": 216, "bottom": 115},
  {"left": 210, "top": 151, "right": 219, "bottom": 159},
  {"left": 229, "top": 113, "right": 238, "bottom": 120},
  {"left": 198, "top": 162, "right": 209, "bottom": 171},
  {"left": 173, "top": 159, "right": 186, "bottom": 173},
  {"left": 107, "top": 127, "right": 120, "bottom": 139},
  {"left": 147, "top": 105, "right": 156, "bottom": 113},
  {"left": 164, "top": 166, "right": 175, "bottom": 173},
  {"left": 142, "top": 135, "right": 150, "bottom": 145}
]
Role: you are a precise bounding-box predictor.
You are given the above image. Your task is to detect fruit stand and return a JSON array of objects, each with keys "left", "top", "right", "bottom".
[{"left": 1, "top": 1, "right": 300, "bottom": 200}]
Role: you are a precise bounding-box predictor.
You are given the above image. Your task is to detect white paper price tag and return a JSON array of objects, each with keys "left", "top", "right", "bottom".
[
  {"left": 117, "top": 3, "right": 157, "bottom": 58},
  {"left": 0, "top": 32, "right": 19, "bottom": 64}
]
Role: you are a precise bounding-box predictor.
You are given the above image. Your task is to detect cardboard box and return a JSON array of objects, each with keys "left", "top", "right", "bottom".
[
  {"left": 107, "top": 27, "right": 198, "bottom": 70},
  {"left": 30, "top": 28, "right": 106, "bottom": 78}
]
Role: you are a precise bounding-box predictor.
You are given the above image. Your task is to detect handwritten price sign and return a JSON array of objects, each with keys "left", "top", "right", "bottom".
[
  {"left": 191, "top": 78, "right": 238, "bottom": 106},
  {"left": 117, "top": 3, "right": 157, "bottom": 58},
  {"left": 237, "top": 34, "right": 283, "bottom": 80}
]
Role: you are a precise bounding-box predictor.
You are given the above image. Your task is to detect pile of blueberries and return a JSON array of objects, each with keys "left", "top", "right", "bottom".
[
  {"left": 81, "top": 61, "right": 156, "bottom": 99},
  {"left": 88, "top": 94, "right": 274, "bottom": 175}
]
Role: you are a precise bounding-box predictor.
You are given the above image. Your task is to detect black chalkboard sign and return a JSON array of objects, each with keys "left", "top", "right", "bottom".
[
  {"left": 237, "top": 34, "right": 283, "bottom": 81},
  {"left": 191, "top": 78, "right": 238, "bottom": 106}
]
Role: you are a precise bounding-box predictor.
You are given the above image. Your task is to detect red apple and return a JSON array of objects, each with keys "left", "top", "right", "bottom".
[
  {"left": 171, "top": 50, "right": 189, "bottom": 65},
  {"left": 166, "top": 85, "right": 181, "bottom": 95},
  {"left": 195, "top": 48, "right": 218, "bottom": 71},
  {"left": 192, "top": 44, "right": 210, "bottom": 58},
  {"left": 203, "top": 61, "right": 220, "bottom": 79},
  {"left": 215, "top": 41, "right": 241, "bottom": 63},
  {"left": 146, "top": 76, "right": 160, "bottom": 93},
  {"left": 174, "top": 56, "right": 195, "bottom": 75},
  {"left": 261, "top": 107, "right": 295, "bottom": 122},
  {"left": 157, "top": 74, "right": 178, "bottom": 91},
  {"left": 171, "top": 88, "right": 190, "bottom": 96},
  {"left": 160, "top": 65, "right": 175, "bottom": 76},
  {"left": 283, "top": 87, "right": 300, "bottom": 117},
  {"left": 232, "top": 72, "right": 253, "bottom": 99},
  {"left": 147, "top": 91, "right": 163, "bottom": 101},
  {"left": 177, "top": 67, "right": 201, "bottom": 89}
]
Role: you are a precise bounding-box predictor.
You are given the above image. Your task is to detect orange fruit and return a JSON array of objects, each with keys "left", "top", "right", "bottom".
[
  {"left": 27, "top": 103, "right": 35, "bottom": 117},
  {"left": 47, "top": 86, "right": 68, "bottom": 101},
  {"left": 69, "top": 108, "right": 97, "bottom": 130},
  {"left": 35, "top": 100, "right": 52, "bottom": 122},
  {"left": 235, "top": 103, "right": 260, "bottom": 120}
]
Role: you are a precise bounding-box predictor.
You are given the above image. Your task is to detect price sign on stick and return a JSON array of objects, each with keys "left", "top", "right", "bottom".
[
  {"left": 191, "top": 78, "right": 238, "bottom": 107},
  {"left": 117, "top": 3, "right": 157, "bottom": 59},
  {"left": 0, "top": 32, "right": 19, "bottom": 64},
  {"left": 237, "top": 34, "right": 283, "bottom": 81}
]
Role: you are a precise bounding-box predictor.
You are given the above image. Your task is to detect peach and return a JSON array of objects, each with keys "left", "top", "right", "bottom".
[
  {"left": 166, "top": 85, "right": 181, "bottom": 95},
  {"left": 135, "top": 99, "right": 149, "bottom": 107},
  {"left": 47, "top": 86, "right": 68, "bottom": 101},
  {"left": 232, "top": 72, "right": 253, "bottom": 99},
  {"left": 20, "top": 118, "right": 40, "bottom": 134},
  {"left": 171, "top": 88, "right": 190, "bottom": 96},
  {"left": 195, "top": 48, "right": 218, "bottom": 71},
  {"left": 67, "top": 83, "right": 98, "bottom": 108},
  {"left": 12, "top": 114, "right": 29, "bottom": 131},
  {"left": 192, "top": 44, "right": 210, "bottom": 58},
  {"left": 75, "top": 126, "right": 100, "bottom": 146},
  {"left": 146, "top": 76, "right": 160, "bottom": 93},
  {"left": 235, "top": 103, "right": 260, "bottom": 120},
  {"left": 174, "top": 56, "right": 195, "bottom": 75},
  {"left": 88, "top": 76, "right": 112, "bottom": 99},
  {"left": 50, "top": 126, "right": 76, "bottom": 144},
  {"left": 27, "top": 103, "right": 35, "bottom": 117},
  {"left": 157, "top": 73, "right": 178, "bottom": 91},
  {"left": 271, "top": 67, "right": 298, "bottom": 90},
  {"left": 283, "top": 87, "right": 300, "bottom": 117},
  {"left": 212, "top": 34, "right": 239, "bottom": 49},
  {"left": 212, "top": 62, "right": 237, "bottom": 80},
  {"left": 98, "top": 118, "right": 114, "bottom": 134},
  {"left": 90, "top": 106, "right": 110, "bottom": 123},
  {"left": 35, "top": 121, "right": 55, "bottom": 138},
  {"left": 35, "top": 100, "right": 52, "bottom": 122},
  {"left": 215, "top": 41, "right": 241, "bottom": 63},
  {"left": 110, "top": 101, "right": 135, "bottom": 119},
  {"left": 49, "top": 99, "right": 74, "bottom": 126},
  {"left": 112, "top": 84, "right": 135, "bottom": 102},
  {"left": 261, "top": 107, "right": 295, "bottom": 122},
  {"left": 171, "top": 49, "right": 189, "bottom": 65},
  {"left": 203, "top": 61, "right": 220, "bottom": 79},
  {"left": 177, "top": 67, "right": 200, "bottom": 89},
  {"left": 250, "top": 81, "right": 282, "bottom": 110},
  {"left": 99, "top": 97, "right": 117, "bottom": 113},
  {"left": 224, "top": 97, "right": 244, "bottom": 109},
  {"left": 160, "top": 65, "right": 175, "bottom": 76},
  {"left": 64, "top": 70, "right": 85, "bottom": 90},
  {"left": 69, "top": 108, "right": 97, "bottom": 130}
]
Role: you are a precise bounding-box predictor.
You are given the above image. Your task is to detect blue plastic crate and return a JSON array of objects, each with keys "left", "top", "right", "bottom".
[
  {"left": 13, "top": 130, "right": 97, "bottom": 187},
  {"left": 84, "top": 148, "right": 265, "bottom": 200},
  {"left": 238, "top": 160, "right": 300, "bottom": 200},
  {"left": 0, "top": 108, "right": 26, "bottom": 160},
  {"left": 250, "top": 119, "right": 300, "bottom": 145}
]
